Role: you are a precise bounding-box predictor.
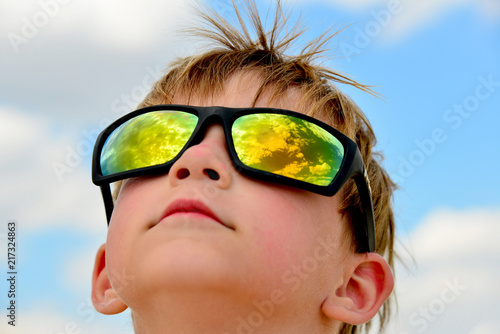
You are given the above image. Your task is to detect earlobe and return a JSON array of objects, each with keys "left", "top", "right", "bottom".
[
  {"left": 321, "top": 252, "right": 394, "bottom": 325},
  {"left": 91, "top": 244, "right": 128, "bottom": 315}
]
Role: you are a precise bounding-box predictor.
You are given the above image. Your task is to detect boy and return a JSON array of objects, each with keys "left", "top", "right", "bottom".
[{"left": 90, "top": 1, "right": 397, "bottom": 333}]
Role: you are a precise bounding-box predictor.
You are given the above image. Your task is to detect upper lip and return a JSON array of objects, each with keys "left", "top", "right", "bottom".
[{"left": 159, "top": 199, "right": 230, "bottom": 228}]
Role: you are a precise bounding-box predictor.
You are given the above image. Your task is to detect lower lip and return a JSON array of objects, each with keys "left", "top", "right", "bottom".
[{"left": 159, "top": 212, "right": 223, "bottom": 226}]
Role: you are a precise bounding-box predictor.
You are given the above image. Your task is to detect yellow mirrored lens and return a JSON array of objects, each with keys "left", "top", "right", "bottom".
[
  {"left": 100, "top": 111, "right": 198, "bottom": 175},
  {"left": 232, "top": 114, "right": 344, "bottom": 186}
]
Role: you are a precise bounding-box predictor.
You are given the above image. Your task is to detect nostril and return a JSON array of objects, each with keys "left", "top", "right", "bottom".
[
  {"left": 204, "top": 169, "right": 220, "bottom": 180},
  {"left": 176, "top": 168, "right": 190, "bottom": 179}
]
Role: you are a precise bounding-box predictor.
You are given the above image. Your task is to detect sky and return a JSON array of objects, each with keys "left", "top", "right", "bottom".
[{"left": 0, "top": 0, "right": 499, "bottom": 333}]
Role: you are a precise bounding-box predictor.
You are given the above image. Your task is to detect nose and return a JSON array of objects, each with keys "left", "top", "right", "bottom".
[{"left": 168, "top": 124, "right": 232, "bottom": 190}]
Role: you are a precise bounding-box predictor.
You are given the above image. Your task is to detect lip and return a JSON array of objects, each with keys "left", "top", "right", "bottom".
[{"left": 159, "top": 199, "right": 231, "bottom": 229}]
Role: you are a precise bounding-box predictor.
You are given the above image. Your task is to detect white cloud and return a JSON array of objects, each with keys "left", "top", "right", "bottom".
[
  {"left": 0, "top": 0, "right": 198, "bottom": 122},
  {"left": 58, "top": 1, "right": 193, "bottom": 50},
  {"left": 478, "top": 0, "right": 500, "bottom": 22},
  {"left": 0, "top": 106, "right": 108, "bottom": 233},
  {"left": 468, "top": 322, "right": 500, "bottom": 334},
  {"left": 382, "top": 0, "right": 469, "bottom": 41},
  {"left": 0, "top": 106, "right": 44, "bottom": 157},
  {"left": 0, "top": 0, "right": 193, "bottom": 50},
  {"left": 386, "top": 208, "right": 500, "bottom": 333},
  {"left": 409, "top": 209, "right": 500, "bottom": 261},
  {"left": 63, "top": 242, "right": 101, "bottom": 292}
]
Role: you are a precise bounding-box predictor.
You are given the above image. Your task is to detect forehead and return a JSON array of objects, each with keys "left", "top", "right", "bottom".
[
  {"left": 166, "top": 69, "right": 339, "bottom": 132},
  {"left": 172, "top": 70, "right": 307, "bottom": 113}
]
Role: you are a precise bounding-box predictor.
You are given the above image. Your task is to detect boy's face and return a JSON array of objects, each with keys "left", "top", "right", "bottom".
[{"left": 105, "top": 71, "right": 354, "bottom": 318}]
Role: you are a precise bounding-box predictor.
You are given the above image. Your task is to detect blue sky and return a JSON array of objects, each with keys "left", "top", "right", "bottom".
[
  {"left": 301, "top": 1, "right": 500, "bottom": 231},
  {"left": 1, "top": 0, "right": 499, "bottom": 333},
  {"left": 344, "top": 4, "right": 500, "bottom": 231}
]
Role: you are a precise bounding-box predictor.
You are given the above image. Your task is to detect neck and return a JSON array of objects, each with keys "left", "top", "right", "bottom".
[{"left": 130, "top": 290, "right": 330, "bottom": 334}]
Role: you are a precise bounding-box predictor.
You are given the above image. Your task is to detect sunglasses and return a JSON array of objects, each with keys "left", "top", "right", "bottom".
[{"left": 92, "top": 104, "right": 376, "bottom": 252}]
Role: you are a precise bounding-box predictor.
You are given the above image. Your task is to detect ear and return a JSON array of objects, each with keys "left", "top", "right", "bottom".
[
  {"left": 321, "top": 252, "right": 394, "bottom": 325},
  {"left": 91, "top": 244, "right": 128, "bottom": 315}
]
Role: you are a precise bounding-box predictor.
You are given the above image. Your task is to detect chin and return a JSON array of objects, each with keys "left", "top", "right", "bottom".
[{"left": 133, "top": 240, "right": 239, "bottom": 290}]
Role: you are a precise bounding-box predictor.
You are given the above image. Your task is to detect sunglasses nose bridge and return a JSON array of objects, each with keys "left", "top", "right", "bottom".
[
  {"left": 190, "top": 106, "right": 234, "bottom": 146},
  {"left": 167, "top": 108, "right": 235, "bottom": 190}
]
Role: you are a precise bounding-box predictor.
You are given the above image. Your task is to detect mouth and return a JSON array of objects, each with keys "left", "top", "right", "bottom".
[{"left": 158, "top": 199, "right": 231, "bottom": 229}]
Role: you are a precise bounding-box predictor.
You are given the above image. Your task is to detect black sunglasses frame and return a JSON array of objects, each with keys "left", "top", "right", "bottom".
[{"left": 92, "top": 104, "right": 376, "bottom": 252}]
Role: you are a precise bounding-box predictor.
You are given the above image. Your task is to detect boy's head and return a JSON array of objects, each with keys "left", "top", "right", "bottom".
[{"left": 91, "top": 1, "right": 396, "bottom": 333}]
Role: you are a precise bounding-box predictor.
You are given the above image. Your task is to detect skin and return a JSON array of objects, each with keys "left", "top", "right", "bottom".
[{"left": 92, "top": 71, "right": 394, "bottom": 334}]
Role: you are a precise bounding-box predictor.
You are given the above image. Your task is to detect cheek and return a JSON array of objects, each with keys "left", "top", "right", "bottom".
[
  {"left": 244, "top": 192, "right": 348, "bottom": 302},
  {"left": 105, "top": 179, "right": 159, "bottom": 287},
  {"left": 114, "top": 178, "right": 154, "bottom": 215},
  {"left": 111, "top": 176, "right": 166, "bottom": 227},
  {"left": 248, "top": 193, "right": 321, "bottom": 269},
  {"left": 247, "top": 189, "right": 346, "bottom": 275},
  {"left": 107, "top": 182, "right": 144, "bottom": 245}
]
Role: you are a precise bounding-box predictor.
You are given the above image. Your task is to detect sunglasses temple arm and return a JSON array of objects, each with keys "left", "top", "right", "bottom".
[
  {"left": 353, "top": 170, "right": 376, "bottom": 253},
  {"left": 349, "top": 146, "right": 376, "bottom": 253},
  {"left": 100, "top": 185, "right": 114, "bottom": 224}
]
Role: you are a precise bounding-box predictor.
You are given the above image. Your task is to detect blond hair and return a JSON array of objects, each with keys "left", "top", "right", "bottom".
[{"left": 118, "top": 1, "right": 397, "bottom": 332}]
